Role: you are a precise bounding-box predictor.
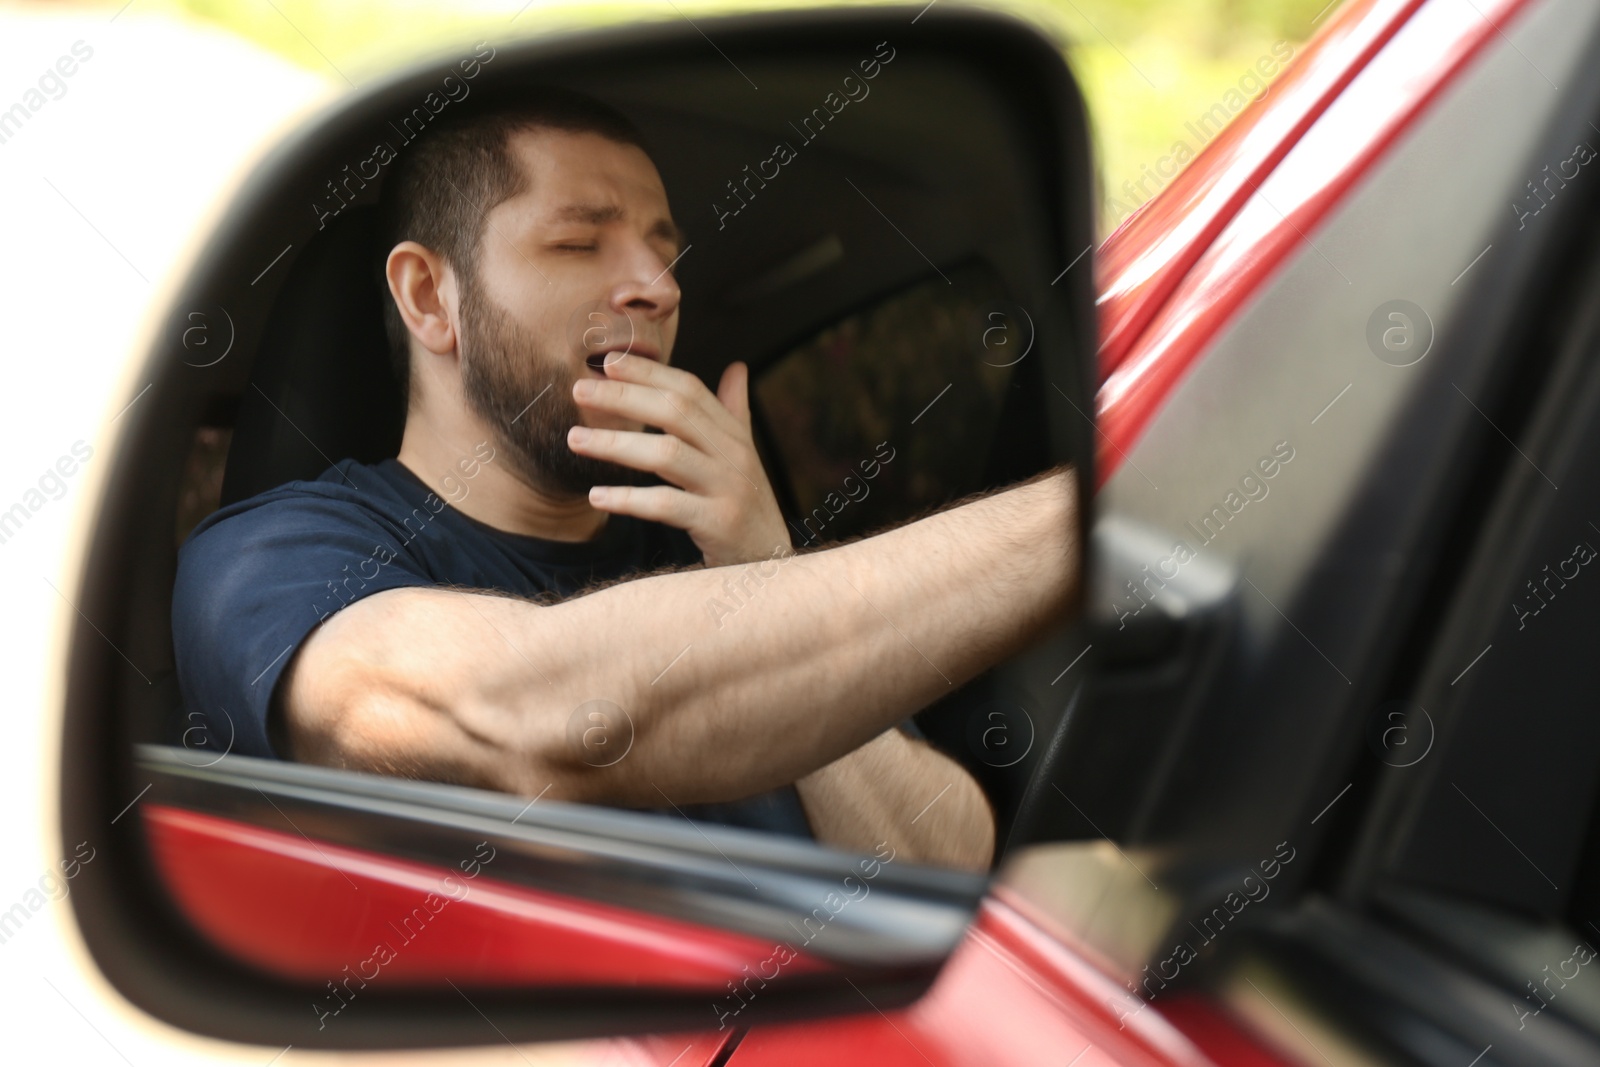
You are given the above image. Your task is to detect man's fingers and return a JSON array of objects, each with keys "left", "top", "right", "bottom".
[
  {"left": 592, "top": 352, "right": 741, "bottom": 436},
  {"left": 567, "top": 425, "right": 713, "bottom": 490},
  {"left": 574, "top": 380, "right": 738, "bottom": 465},
  {"left": 574, "top": 376, "right": 689, "bottom": 437},
  {"left": 587, "top": 483, "right": 701, "bottom": 528},
  {"left": 572, "top": 380, "right": 767, "bottom": 510},
  {"left": 717, "top": 361, "right": 751, "bottom": 424}
]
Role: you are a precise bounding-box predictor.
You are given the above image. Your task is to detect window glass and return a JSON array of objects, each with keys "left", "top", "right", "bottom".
[
  {"left": 754, "top": 264, "right": 1022, "bottom": 545},
  {"left": 175, "top": 426, "right": 232, "bottom": 547}
]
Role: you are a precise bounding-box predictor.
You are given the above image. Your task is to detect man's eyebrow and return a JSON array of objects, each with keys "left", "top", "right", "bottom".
[
  {"left": 546, "top": 203, "right": 685, "bottom": 254},
  {"left": 549, "top": 202, "right": 625, "bottom": 226}
]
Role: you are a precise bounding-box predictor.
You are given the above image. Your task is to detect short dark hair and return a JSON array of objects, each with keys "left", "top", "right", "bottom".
[{"left": 375, "top": 89, "right": 649, "bottom": 407}]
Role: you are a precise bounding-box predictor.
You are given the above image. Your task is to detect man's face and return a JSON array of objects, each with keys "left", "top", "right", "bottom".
[{"left": 456, "top": 127, "right": 683, "bottom": 499}]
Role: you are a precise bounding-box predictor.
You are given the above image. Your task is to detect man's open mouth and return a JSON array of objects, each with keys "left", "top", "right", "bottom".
[{"left": 585, "top": 346, "right": 661, "bottom": 373}]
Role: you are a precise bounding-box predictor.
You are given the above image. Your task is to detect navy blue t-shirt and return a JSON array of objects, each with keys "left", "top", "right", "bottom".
[{"left": 171, "top": 457, "right": 813, "bottom": 838}]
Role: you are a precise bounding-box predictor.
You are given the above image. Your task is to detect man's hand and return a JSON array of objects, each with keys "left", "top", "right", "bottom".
[{"left": 567, "top": 353, "right": 791, "bottom": 567}]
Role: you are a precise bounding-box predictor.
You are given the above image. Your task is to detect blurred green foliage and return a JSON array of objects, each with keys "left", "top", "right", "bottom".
[
  {"left": 101, "top": 0, "right": 1340, "bottom": 233},
  {"left": 1059, "top": 0, "right": 1334, "bottom": 233}
]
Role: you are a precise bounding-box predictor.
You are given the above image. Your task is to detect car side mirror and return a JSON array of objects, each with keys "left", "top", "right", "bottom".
[{"left": 61, "top": 6, "right": 1097, "bottom": 1049}]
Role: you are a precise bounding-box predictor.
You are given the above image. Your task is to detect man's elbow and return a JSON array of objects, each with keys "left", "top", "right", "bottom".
[
  {"left": 280, "top": 656, "right": 412, "bottom": 772},
  {"left": 277, "top": 649, "right": 502, "bottom": 790}
]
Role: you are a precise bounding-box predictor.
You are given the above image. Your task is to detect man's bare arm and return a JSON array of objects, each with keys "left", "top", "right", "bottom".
[
  {"left": 795, "top": 729, "right": 996, "bottom": 871},
  {"left": 279, "top": 466, "right": 1078, "bottom": 811}
]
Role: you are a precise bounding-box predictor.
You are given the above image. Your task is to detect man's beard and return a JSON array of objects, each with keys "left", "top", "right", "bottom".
[{"left": 457, "top": 276, "right": 647, "bottom": 501}]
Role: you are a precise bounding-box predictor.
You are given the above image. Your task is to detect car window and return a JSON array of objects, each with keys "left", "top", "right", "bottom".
[
  {"left": 175, "top": 426, "right": 232, "bottom": 548},
  {"left": 753, "top": 263, "right": 1026, "bottom": 546}
]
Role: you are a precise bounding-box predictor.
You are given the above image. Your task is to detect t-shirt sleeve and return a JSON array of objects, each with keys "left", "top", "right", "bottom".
[{"left": 171, "top": 490, "right": 437, "bottom": 760}]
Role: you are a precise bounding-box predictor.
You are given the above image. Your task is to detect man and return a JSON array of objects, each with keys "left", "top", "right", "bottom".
[{"left": 171, "top": 92, "right": 1078, "bottom": 873}]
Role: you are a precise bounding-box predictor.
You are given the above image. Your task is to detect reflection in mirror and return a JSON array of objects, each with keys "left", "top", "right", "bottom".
[{"left": 94, "top": 14, "right": 1095, "bottom": 1040}]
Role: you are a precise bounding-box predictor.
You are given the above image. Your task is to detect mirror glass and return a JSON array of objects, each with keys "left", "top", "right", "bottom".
[{"left": 72, "top": 11, "right": 1095, "bottom": 1044}]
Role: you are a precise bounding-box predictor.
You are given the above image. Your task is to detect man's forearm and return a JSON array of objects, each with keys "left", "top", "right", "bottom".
[
  {"left": 795, "top": 729, "right": 995, "bottom": 872},
  {"left": 286, "top": 466, "right": 1078, "bottom": 806}
]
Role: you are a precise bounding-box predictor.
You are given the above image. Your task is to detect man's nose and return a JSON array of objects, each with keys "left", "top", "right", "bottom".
[{"left": 609, "top": 247, "right": 682, "bottom": 322}]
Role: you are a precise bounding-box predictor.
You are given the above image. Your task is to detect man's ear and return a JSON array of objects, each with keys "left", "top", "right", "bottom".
[{"left": 386, "top": 241, "right": 459, "bottom": 359}]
